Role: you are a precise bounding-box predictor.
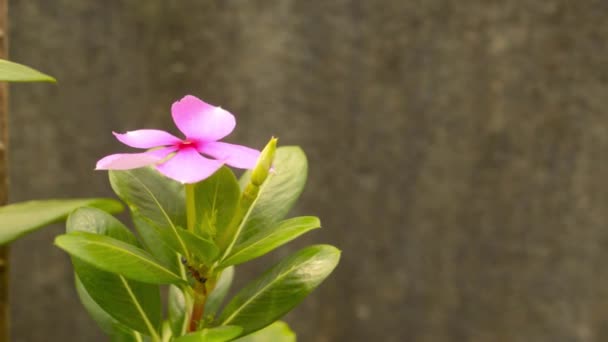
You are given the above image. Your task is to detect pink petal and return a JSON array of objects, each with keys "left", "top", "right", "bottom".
[
  {"left": 155, "top": 146, "right": 223, "bottom": 184},
  {"left": 113, "top": 130, "right": 182, "bottom": 149},
  {"left": 95, "top": 152, "right": 163, "bottom": 170},
  {"left": 199, "top": 141, "right": 260, "bottom": 170},
  {"left": 171, "top": 95, "right": 236, "bottom": 142}
]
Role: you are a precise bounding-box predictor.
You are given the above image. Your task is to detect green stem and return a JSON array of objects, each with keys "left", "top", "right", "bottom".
[{"left": 185, "top": 183, "right": 196, "bottom": 233}]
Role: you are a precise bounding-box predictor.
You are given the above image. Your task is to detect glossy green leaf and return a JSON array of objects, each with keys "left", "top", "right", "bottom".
[
  {"left": 173, "top": 326, "right": 243, "bottom": 342},
  {"left": 75, "top": 276, "right": 141, "bottom": 342},
  {"left": 222, "top": 216, "right": 321, "bottom": 267},
  {"left": 204, "top": 266, "right": 234, "bottom": 317},
  {"left": 132, "top": 213, "right": 181, "bottom": 275},
  {"left": 238, "top": 147, "right": 307, "bottom": 224},
  {"left": 219, "top": 245, "right": 340, "bottom": 336},
  {"left": 177, "top": 229, "right": 219, "bottom": 266},
  {"left": 168, "top": 285, "right": 188, "bottom": 336},
  {"left": 56, "top": 231, "right": 185, "bottom": 285},
  {"left": 0, "top": 198, "right": 123, "bottom": 245},
  {"left": 67, "top": 208, "right": 162, "bottom": 336},
  {"left": 0, "top": 58, "right": 55, "bottom": 82},
  {"left": 110, "top": 168, "right": 189, "bottom": 256},
  {"left": 220, "top": 147, "right": 307, "bottom": 261},
  {"left": 233, "top": 321, "right": 295, "bottom": 342},
  {"left": 192, "top": 167, "right": 240, "bottom": 239}
]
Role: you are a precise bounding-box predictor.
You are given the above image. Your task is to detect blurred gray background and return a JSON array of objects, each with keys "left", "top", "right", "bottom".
[{"left": 7, "top": 1, "right": 608, "bottom": 341}]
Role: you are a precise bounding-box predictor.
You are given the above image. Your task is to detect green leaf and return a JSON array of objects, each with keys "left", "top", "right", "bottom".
[
  {"left": 168, "top": 285, "right": 188, "bottom": 337},
  {"left": 56, "top": 231, "right": 185, "bottom": 285},
  {"left": 233, "top": 321, "right": 295, "bottom": 342},
  {"left": 177, "top": 229, "right": 219, "bottom": 266},
  {"left": 74, "top": 277, "right": 135, "bottom": 341},
  {"left": 220, "top": 147, "right": 307, "bottom": 261},
  {"left": 161, "top": 320, "right": 173, "bottom": 342},
  {"left": 0, "top": 198, "right": 123, "bottom": 245},
  {"left": 173, "top": 326, "right": 243, "bottom": 342},
  {"left": 132, "top": 213, "right": 181, "bottom": 275},
  {"left": 67, "top": 208, "right": 162, "bottom": 337},
  {"left": 110, "top": 167, "right": 189, "bottom": 256},
  {"left": 192, "top": 167, "right": 240, "bottom": 239},
  {"left": 219, "top": 245, "right": 340, "bottom": 336},
  {"left": 0, "top": 58, "right": 55, "bottom": 82},
  {"left": 205, "top": 266, "right": 234, "bottom": 317},
  {"left": 222, "top": 216, "right": 320, "bottom": 267}
]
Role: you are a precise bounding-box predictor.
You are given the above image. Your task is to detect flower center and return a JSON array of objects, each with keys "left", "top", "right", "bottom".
[{"left": 177, "top": 139, "right": 199, "bottom": 150}]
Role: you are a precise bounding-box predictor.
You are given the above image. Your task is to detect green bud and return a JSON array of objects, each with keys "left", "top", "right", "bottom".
[{"left": 251, "top": 137, "right": 277, "bottom": 186}]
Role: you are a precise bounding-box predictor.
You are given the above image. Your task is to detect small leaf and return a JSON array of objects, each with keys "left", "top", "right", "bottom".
[
  {"left": 205, "top": 266, "right": 235, "bottom": 317},
  {"left": 222, "top": 216, "right": 321, "bottom": 267},
  {"left": 173, "top": 326, "right": 243, "bottom": 342},
  {"left": 177, "top": 229, "right": 219, "bottom": 266},
  {"left": 56, "top": 231, "right": 185, "bottom": 285},
  {"left": 219, "top": 245, "right": 340, "bottom": 336},
  {"left": 0, "top": 58, "right": 55, "bottom": 82},
  {"left": 0, "top": 198, "right": 123, "bottom": 245},
  {"left": 110, "top": 168, "right": 189, "bottom": 256},
  {"left": 192, "top": 166, "right": 240, "bottom": 238},
  {"left": 67, "top": 208, "right": 162, "bottom": 336},
  {"left": 233, "top": 321, "right": 295, "bottom": 342},
  {"left": 168, "top": 285, "right": 188, "bottom": 336},
  {"left": 74, "top": 277, "right": 135, "bottom": 341}
]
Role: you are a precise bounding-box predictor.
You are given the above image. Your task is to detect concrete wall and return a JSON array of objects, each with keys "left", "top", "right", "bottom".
[{"left": 7, "top": 1, "right": 608, "bottom": 341}]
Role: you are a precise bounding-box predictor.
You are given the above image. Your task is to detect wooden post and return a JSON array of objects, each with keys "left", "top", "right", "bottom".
[{"left": 0, "top": 0, "right": 8, "bottom": 340}]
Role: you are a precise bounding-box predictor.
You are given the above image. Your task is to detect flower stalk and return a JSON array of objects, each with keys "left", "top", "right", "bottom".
[
  {"left": 185, "top": 182, "right": 204, "bottom": 331},
  {"left": 185, "top": 183, "right": 196, "bottom": 233}
]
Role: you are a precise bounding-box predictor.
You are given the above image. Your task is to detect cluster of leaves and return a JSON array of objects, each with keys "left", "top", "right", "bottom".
[{"left": 54, "top": 145, "right": 340, "bottom": 341}]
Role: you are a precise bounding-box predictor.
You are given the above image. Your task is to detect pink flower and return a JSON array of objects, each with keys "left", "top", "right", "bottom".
[{"left": 96, "top": 95, "right": 260, "bottom": 184}]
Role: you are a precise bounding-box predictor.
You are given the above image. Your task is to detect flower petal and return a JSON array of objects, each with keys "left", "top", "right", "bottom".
[
  {"left": 155, "top": 146, "right": 223, "bottom": 184},
  {"left": 113, "top": 129, "right": 182, "bottom": 149},
  {"left": 199, "top": 141, "right": 260, "bottom": 170},
  {"left": 171, "top": 95, "right": 236, "bottom": 142},
  {"left": 95, "top": 152, "right": 163, "bottom": 170}
]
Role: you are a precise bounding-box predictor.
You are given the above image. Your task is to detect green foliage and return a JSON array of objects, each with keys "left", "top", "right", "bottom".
[
  {"left": 0, "top": 58, "right": 55, "bottom": 82},
  {"left": 168, "top": 285, "right": 189, "bottom": 336},
  {"left": 233, "top": 321, "right": 295, "bottom": 342},
  {"left": 204, "top": 266, "right": 234, "bottom": 317},
  {"left": 221, "top": 216, "right": 321, "bottom": 267},
  {"left": 173, "top": 326, "right": 243, "bottom": 342},
  {"left": 66, "top": 208, "right": 162, "bottom": 336},
  {"left": 55, "top": 232, "right": 185, "bottom": 285},
  {"left": 110, "top": 167, "right": 188, "bottom": 257},
  {"left": 54, "top": 145, "right": 339, "bottom": 341},
  {"left": 0, "top": 198, "right": 123, "bottom": 244},
  {"left": 132, "top": 212, "right": 182, "bottom": 275},
  {"left": 176, "top": 229, "right": 219, "bottom": 266},
  {"left": 192, "top": 167, "right": 240, "bottom": 239},
  {"left": 218, "top": 146, "right": 308, "bottom": 263},
  {"left": 75, "top": 277, "right": 141, "bottom": 342},
  {"left": 219, "top": 245, "right": 340, "bottom": 337}
]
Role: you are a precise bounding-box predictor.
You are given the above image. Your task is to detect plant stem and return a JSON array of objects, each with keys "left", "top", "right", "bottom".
[
  {"left": 185, "top": 183, "right": 208, "bottom": 332},
  {"left": 185, "top": 183, "right": 196, "bottom": 233},
  {"left": 188, "top": 283, "right": 207, "bottom": 332}
]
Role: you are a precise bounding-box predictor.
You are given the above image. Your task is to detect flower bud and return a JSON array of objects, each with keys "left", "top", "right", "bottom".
[{"left": 251, "top": 137, "right": 277, "bottom": 186}]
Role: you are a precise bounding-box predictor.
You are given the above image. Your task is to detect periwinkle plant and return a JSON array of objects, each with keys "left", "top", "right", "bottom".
[{"left": 54, "top": 96, "right": 340, "bottom": 341}]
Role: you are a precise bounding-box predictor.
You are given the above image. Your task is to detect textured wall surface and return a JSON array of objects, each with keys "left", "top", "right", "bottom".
[{"left": 6, "top": 1, "right": 608, "bottom": 341}]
